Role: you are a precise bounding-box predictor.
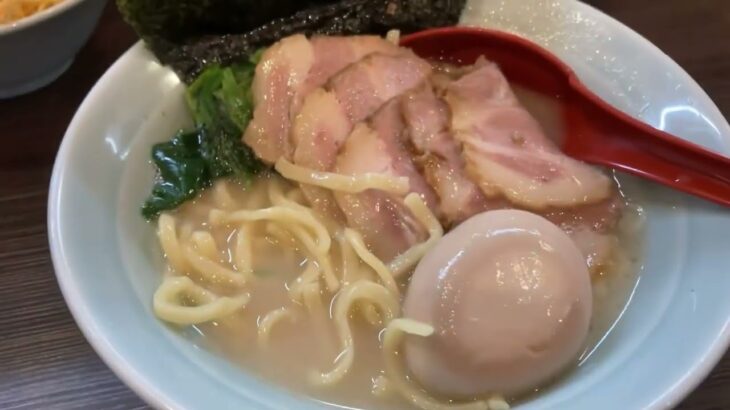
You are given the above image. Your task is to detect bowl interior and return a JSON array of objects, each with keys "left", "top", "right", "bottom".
[{"left": 49, "top": 1, "right": 730, "bottom": 409}]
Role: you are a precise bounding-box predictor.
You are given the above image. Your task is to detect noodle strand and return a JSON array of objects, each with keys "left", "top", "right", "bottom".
[
  {"left": 158, "top": 214, "right": 190, "bottom": 273},
  {"left": 210, "top": 207, "right": 331, "bottom": 255},
  {"left": 258, "top": 307, "right": 298, "bottom": 347},
  {"left": 183, "top": 244, "right": 248, "bottom": 287},
  {"left": 388, "top": 193, "right": 444, "bottom": 277},
  {"left": 153, "top": 276, "right": 249, "bottom": 325},
  {"left": 234, "top": 224, "right": 256, "bottom": 280},
  {"left": 275, "top": 158, "right": 410, "bottom": 195},
  {"left": 191, "top": 231, "right": 219, "bottom": 260},
  {"left": 344, "top": 229, "right": 399, "bottom": 296},
  {"left": 310, "top": 280, "right": 400, "bottom": 385},
  {"left": 382, "top": 319, "right": 490, "bottom": 410}
]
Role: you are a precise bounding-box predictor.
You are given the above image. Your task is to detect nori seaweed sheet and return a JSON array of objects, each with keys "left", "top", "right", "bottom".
[
  {"left": 119, "top": 0, "right": 466, "bottom": 83},
  {"left": 117, "top": 0, "right": 338, "bottom": 45}
]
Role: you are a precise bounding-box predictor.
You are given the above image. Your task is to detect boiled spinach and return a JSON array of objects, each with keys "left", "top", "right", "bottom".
[{"left": 141, "top": 53, "right": 265, "bottom": 219}]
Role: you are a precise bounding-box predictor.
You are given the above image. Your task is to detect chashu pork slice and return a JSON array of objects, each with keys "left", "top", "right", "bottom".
[
  {"left": 291, "top": 51, "right": 432, "bottom": 219},
  {"left": 439, "top": 58, "right": 624, "bottom": 271},
  {"left": 543, "top": 193, "right": 626, "bottom": 274},
  {"left": 333, "top": 100, "right": 439, "bottom": 262},
  {"left": 401, "top": 83, "right": 496, "bottom": 227},
  {"left": 243, "top": 34, "right": 400, "bottom": 163},
  {"left": 443, "top": 57, "right": 612, "bottom": 210}
]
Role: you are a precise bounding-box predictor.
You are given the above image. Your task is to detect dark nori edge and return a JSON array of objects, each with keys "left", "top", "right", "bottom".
[{"left": 150, "top": 0, "right": 466, "bottom": 83}]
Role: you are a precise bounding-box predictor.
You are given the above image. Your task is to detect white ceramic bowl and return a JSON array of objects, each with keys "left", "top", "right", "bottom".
[
  {"left": 48, "top": 1, "right": 730, "bottom": 409},
  {"left": 0, "top": 0, "right": 107, "bottom": 98}
]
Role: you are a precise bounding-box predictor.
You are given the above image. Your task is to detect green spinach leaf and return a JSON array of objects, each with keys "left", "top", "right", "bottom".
[
  {"left": 141, "top": 53, "right": 266, "bottom": 220},
  {"left": 141, "top": 131, "right": 211, "bottom": 219}
]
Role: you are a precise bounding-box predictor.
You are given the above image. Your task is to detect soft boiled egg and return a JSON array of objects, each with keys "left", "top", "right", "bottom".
[{"left": 403, "top": 209, "right": 593, "bottom": 398}]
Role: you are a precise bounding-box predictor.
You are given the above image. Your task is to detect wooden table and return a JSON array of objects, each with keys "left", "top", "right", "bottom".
[{"left": 1, "top": 1, "right": 728, "bottom": 408}]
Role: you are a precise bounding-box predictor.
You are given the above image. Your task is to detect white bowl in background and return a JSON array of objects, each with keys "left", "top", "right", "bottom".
[
  {"left": 48, "top": 0, "right": 730, "bottom": 409},
  {"left": 0, "top": 0, "right": 107, "bottom": 98}
]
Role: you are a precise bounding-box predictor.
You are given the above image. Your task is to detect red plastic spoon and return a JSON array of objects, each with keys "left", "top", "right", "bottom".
[{"left": 401, "top": 27, "right": 730, "bottom": 206}]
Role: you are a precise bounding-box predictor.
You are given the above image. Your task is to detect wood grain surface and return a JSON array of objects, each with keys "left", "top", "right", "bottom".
[{"left": 1, "top": 1, "right": 728, "bottom": 409}]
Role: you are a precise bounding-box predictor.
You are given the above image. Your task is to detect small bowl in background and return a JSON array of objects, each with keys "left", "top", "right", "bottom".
[{"left": 0, "top": 0, "right": 107, "bottom": 99}]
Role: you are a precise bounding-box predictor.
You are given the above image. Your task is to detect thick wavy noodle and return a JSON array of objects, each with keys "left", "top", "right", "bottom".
[
  {"left": 309, "top": 280, "right": 400, "bottom": 386},
  {"left": 152, "top": 171, "right": 479, "bottom": 410},
  {"left": 275, "top": 158, "right": 410, "bottom": 195},
  {"left": 153, "top": 276, "right": 250, "bottom": 325},
  {"left": 257, "top": 307, "right": 297, "bottom": 347}
]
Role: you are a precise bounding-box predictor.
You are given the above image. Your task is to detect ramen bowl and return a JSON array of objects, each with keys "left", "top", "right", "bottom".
[
  {"left": 48, "top": 1, "right": 730, "bottom": 409},
  {"left": 0, "top": 0, "right": 107, "bottom": 98}
]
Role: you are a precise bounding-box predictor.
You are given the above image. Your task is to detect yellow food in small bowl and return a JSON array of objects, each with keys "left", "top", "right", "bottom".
[{"left": 0, "top": 0, "right": 64, "bottom": 24}]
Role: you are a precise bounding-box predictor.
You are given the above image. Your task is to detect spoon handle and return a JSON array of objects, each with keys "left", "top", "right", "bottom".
[{"left": 564, "top": 90, "right": 730, "bottom": 206}]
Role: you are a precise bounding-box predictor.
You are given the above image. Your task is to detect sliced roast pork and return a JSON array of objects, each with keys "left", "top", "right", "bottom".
[
  {"left": 243, "top": 34, "right": 400, "bottom": 163},
  {"left": 443, "top": 57, "right": 612, "bottom": 210},
  {"left": 369, "top": 100, "right": 439, "bottom": 214},
  {"left": 544, "top": 193, "right": 625, "bottom": 273},
  {"left": 244, "top": 34, "right": 312, "bottom": 163},
  {"left": 333, "top": 101, "right": 438, "bottom": 262},
  {"left": 401, "top": 84, "right": 495, "bottom": 226},
  {"left": 291, "top": 51, "right": 432, "bottom": 218},
  {"left": 303, "top": 35, "right": 402, "bottom": 100},
  {"left": 434, "top": 58, "right": 623, "bottom": 269},
  {"left": 290, "top": 89, "right": 351, "bottom": 219},
  {"left": 243, "top": 36, "right": 624, "bottom": 272}
]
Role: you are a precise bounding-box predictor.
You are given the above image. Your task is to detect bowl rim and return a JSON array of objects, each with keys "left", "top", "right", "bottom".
[
  {"left": 47, "top": 42, "right": 185, "bottom": 409},
  {"left": 47, "top": 2, "right": 730, "bottom": 409},
  {"left": 0, "top": 0, "right": 87, "bottom": 35}
]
